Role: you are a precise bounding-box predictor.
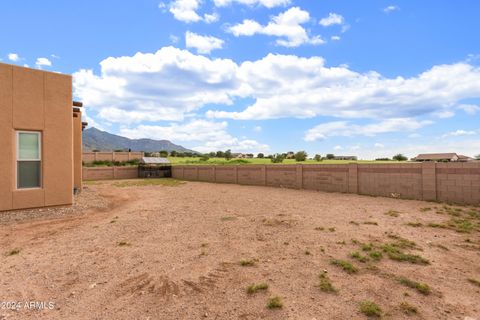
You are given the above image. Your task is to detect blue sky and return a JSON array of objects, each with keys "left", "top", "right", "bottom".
[{"left": 1, "top": 0, "right": 480, "bottom": 158}]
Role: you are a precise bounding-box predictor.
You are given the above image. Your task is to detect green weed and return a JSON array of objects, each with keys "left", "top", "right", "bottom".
[
  {"left": 359, "top": 301, "right": 382, "bottom": 317},
  {"left": 331, "top": 259, "right": 358, "bottom": 274}
]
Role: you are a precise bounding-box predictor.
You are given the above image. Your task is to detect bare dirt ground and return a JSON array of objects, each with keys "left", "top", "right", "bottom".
[{"left": 1, "top": 179, "right": 479, "bottom": 320}]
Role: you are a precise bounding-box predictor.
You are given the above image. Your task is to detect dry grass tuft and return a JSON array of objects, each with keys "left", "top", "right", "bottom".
[
  {"left": 359, "top": 300, "right": 382, "bottom": 317},
  {"left": 267, "top": 296, "right": 283, "bottom": 309}
]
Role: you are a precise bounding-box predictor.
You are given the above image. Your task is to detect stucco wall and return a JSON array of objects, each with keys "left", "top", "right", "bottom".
[
  {"left": 172, "top": 163, "right": 480, "bottom": 205},
  {"left": 0, "top": 63, "right": 73, "bottom": 211}
]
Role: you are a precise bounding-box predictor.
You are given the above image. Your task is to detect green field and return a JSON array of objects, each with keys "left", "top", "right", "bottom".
[{"left": 167, "top": 157, "right": 405, "bottom": 165}]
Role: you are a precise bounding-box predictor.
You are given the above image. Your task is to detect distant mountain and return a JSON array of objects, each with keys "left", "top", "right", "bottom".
[{"left": 83, "top": 127, "right": 197, "bottom": 153}]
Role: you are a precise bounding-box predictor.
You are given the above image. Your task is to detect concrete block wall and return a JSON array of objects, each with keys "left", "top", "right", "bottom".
[
  {"left": 302, "top": 165, "right": 349, "bottom": 193},
  {"left": 436, "top": 162, "right": 480, "bottom": 204},
  {"left": 198, "top": 167, "right": 215, "bottom": 182},
  {"left": 215, "top": 166, "right": 237, "bottom": 184},
  {"left": 238, "top": 166, "right": 265, "bottom": 186},
  {"left": 266, "top": 165, "right": 297, "bottom": 189},
  {"left": 82, "top": 152, "right": 144, "bottom": 163},
  {"left": 358, "top": 164, "right": 423, "bottom": 200},
  {"left": 172, "top": 163, "right": 480, "bottom": 205},
  {"left": 82, "top": 166, "right": 139, "bottom": 181}
]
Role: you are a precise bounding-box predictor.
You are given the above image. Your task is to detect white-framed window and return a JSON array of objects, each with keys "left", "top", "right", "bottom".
[{"left": 16, "top": 131, "right": 42, "bottom": 189}]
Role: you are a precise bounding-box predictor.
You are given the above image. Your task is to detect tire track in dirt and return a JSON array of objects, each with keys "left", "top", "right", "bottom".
[{"left": 114, "top": 262, "right": 234, "bottom": 300}]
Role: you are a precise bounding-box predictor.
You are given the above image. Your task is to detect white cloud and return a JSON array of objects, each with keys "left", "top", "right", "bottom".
[
  {"left": 433, "top": 110, "right": 455, "bottom": 118},
  {"left": 74, "top": 48, "right": 480, "bottom": 130},
  {"left": 82, "top": 109, "right": 109, "bottom": 132},
  {"left": 304, "top": 118, "right": 431, "bottom": 142},
  {"left": 441, "top": 129, "right": 477, "bottom": 138},
  {"left": 185, "top": 31, "right": 224, "bottom": 54},
  {"left": 208, "top": 57, "right": 480, "bottom": 121},
  {"left": 73, "top": 47, "right": 241, "bottom": 124},
  {"left": 331, "top": 35, "right": 341, "bottom": 41},
  {"left": 8, "top": 53, "right": 20, "bottom": 62},
  {"left": 383, "top": 5, "right": 399, "bottom": 13},
  {"left": 168, "top": 0, "right": 217, "bottom": 23},
  {"left": 227, "top": 7, "right": 324, "bottom": 47},
  {"left": 35, "top": 57, "right": 52, "bottom": 68},
  {"left": 374, "top": 143, "right": 384, "bottom": 148},
  {"left": 253, "top": 125, "right": 262, "bottom": 132},
  {"left": 214, "top": 0, "right": 290, "bottom": 8},
  {"left": 458, "top": 104, "right": 480, "bottom": 115},
  {"left": 169, "top": 0, "right": 202, "bottom": 22},
  {"left": 319, "top": 13, "right": 344, "bottom": 27},
  {"left": 228, "top": 19, "right": 262, "bottom": 36},
  {"left": 120, "top": 119, "right": 269, "bottom": 153},
  {"left": 170, "top": 34, "right": 180, "bottom": 43},
  {"left": 333, "top": 145, "right": 343, "bottom": 150},
  {"left": 204, "top": 12, "right": 219, "bottom": 23}
]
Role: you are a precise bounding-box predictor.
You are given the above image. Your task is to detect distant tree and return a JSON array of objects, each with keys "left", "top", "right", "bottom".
[
  {"left": 475, "top": 154, "right": 480, "bottom": 160},
  {"left": 257, "top": 153, "right": 265, "bottom": 158},
  {"left": 286, "top": 151, "right": 295, "bottom": 159},
  {"left": 375, "top": 157, "right": 391, "bottom": 161},
  {"left": 392, "top": 154, "right": 408, "bottom": 161},
  {"left": 184, "top": 152, "right": 193, "bottom": 157},
  {"left": 314, "top": 154, "right": 322, "bottom": 162},
  {"left": 159, "top": 150, "right": 169, "bottom": 157},
  {"left": 271, "top": 153, "right": 285, "bottom": 163},
  {"left": 216, "top": 151, "right": 225, "bottom": 158},
  {"left": 170, "top": 150, "right": 178, "bottom": 157},
  {"left": 200, "top": 154, "right": 210, "bottom": 161},
  {"left": 266, "top": 154, "right": 273, "bottom": 159},
  {"left": 326, "top": 153, "right": 335, "bottom": 160},
  {"left": 92, "top": 149, "right": 100, "bottom": 152},
  {"left": 225, "top": 149, "right": 232, "bottom": 160},
  {"left": 246, "top": 153, "right": 254, "bottom": 158},
  {"left": 176, "top": 152, "right": 185, "bottom": 157},
  {"left": 114, "top": 149, "right": 124, "bottom": 152},
  {"left": 144, "top": 152, "right": 152, "bottom": 157},
  {"left": 209, "top": 152, "right": 216, "bottom": 157},
  {"left": 294, "top": 151, "right": 308, "bottom": 162}
]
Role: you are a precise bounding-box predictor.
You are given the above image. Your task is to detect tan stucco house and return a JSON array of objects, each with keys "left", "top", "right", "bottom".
[{"left": 0, "top": 62, "right": 84, "bottom": 211}]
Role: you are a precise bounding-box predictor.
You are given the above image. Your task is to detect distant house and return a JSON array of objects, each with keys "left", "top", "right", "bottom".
[
  {"left": 457, "top": 155, "right": 475, "bottom": 162},
  {"left": 231, "top": 153, "right": 245, "bottom": 158},
  {"left": 334, "top": 156, "right": 358, "bottom": 161},
  {"left": 413, "top": 153, "right": 473, "bottom": 162}
]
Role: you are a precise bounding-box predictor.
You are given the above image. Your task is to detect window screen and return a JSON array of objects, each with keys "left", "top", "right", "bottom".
[{"left": 17, "top": 132, "right": 41, "bottom": 189}]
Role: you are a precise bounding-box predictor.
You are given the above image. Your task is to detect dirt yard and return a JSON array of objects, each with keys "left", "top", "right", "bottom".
[{"left": 1, "top": 179, "right": 479, "bottom": 320}]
